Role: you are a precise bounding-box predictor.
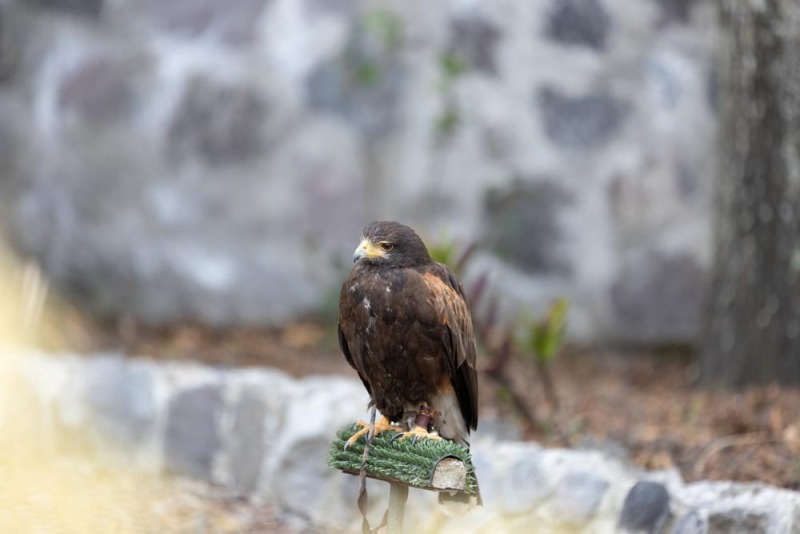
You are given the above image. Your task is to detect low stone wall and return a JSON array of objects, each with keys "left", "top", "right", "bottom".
[{"left": 4, "top": 350, "right": 799, "bottom": 533}]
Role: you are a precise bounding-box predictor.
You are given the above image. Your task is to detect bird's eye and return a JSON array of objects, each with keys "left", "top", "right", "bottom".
[{"left": 380, "top": 242, "right": 393, "bottom": 251}]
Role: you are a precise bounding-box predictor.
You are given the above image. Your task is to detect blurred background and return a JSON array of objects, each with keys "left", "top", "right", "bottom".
[
  {"left": 1, "top": 0, "right": 799, "bottom": 532},
  {"left": 0, "top": 0, "right": 715, "bottom": 343}
]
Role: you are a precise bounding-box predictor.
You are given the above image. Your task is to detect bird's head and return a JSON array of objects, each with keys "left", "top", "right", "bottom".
[{"left": 353, "top": 221, "right": 432, "bottom": 267}]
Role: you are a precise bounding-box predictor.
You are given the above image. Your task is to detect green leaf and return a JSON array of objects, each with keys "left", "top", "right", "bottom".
[
  {"left": 439, "top": 52, "right": 468, "bottom": 80},
  {"left": 428, "top": 240, "right": 458, "bottom": 267},
  {"left": 528, "top": 299, "right": 569, "bottom": 363},
  {"left": 363, "top": 9, "right": 403, "bottom": 48}
]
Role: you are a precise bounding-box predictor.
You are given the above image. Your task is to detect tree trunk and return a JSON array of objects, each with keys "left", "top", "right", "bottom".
[{"left": 701, "top": 0, "right": 800, "bottom": 387}]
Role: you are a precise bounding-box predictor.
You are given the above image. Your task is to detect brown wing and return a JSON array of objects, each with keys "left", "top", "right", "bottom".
[
  {"left": 421, "top": 263, "right": 479, "bottom": 431},
  {"left": 337, "top": 323, "right": 372, "bottom": 398}
]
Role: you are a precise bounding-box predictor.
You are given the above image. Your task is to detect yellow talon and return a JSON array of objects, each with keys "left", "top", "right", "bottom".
[
  {"left": 391, "top": 426, "right": 443, "bottom": 445},
  {"left": 344, "top": 415, "right": 403, "bottom": 449}
]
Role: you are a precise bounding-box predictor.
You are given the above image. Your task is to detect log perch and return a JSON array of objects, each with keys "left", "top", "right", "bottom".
[{"left": 327, "top": 425, "right": 479, "bottom": 496}]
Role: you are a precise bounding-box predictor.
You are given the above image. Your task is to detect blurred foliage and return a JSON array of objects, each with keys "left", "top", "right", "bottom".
[
  {"left": 344, "top": 9, "right": 404, "bottom": 89},
  {"left": 363, "top": 9, "right": 404, "bottom": 49},
  {"left": 433, "top": 239, "right": 569, "bottom": 434},
  {"left": 434, "top": 51, "right": 469, "bottom": 144},
  {"left": 435, "top": 104, "right": 462, "bottom": 141},
  {"left": 438, "top": 52, "right": 468, "bottom": 86},
  {"left": 428, "top": 240, "right": 459, "bottom": 269},
  {"left": 353, "top": 62, "right": 381, "bottom": 87},
  {"left": 520, "top": 298, "right": 570, "bottom": 364}
]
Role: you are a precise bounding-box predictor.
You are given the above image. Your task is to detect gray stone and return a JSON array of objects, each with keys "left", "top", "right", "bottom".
[
  {"left": 483, "top": 179, "right": 573, "bottom": 276},
  {"left": 475, "top": 418, "right": 522, "bottom": 442},
  {"left": 0, "top": 6, "right": 21, "bottom": 82},
  {"left": 447, "top": 16, "right": 501, "bottom": 75},
  {"left": 87, "top": 356, "right": 157, "bottom": 446},
  {"left": 227, "top": 388, "right": 268, "bottom": 493},
  {"left": 655, "top": 0, "right": 697, "bottom": 24},
  {"left": 467, "top": 447, "right": 497, "bottom": 506},
  {"left": 138, "top": 0, "right": 268, "bottom": 46},
  {"left": 167, "top": 75, "right": 269, "bottom": 166},
  {"left": 498, "top": 451, "right": 552, "bottom": 515},
  {"left": 165, "top": 383, "right": 223, "bottom": 479},
  {"left": 58, "top": 54, "right": 153, "bottom": 125},
  {"left": 619, "top": 481, "right": 671, "bottom": 533},
  {"left": 546, "top": 0, "right": 610, "bottom": 50},
  {"left": 610, "top": 251, "right": 704, "bottom": 342},
  {"left": 671, "top": 510, "right": 707, "bottom": 534},
  {"left": 32, "top": 0, "right": 102, "bottom": 18},
  {"left": 548, "top": 471, "right": 609, "bottom": 523},
  {"left": 275, "top": 436, "right": 339, "bottom": 520},
  {"left": 306, "top": 0, "right": 359, "bottom": 18},
  {"left": 539, "top": 87, "right": 627, "bottom": 149},
  {"left": 261, "top": 375, "right": 368, "bottom": 520},
  {"left": 708, "top": 510, "right": 770, "bottom": 532}
]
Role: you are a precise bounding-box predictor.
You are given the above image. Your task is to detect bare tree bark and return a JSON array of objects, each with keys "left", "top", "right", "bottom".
[{"left": 701, "top": 0, "right": 800, "bottom": 387}]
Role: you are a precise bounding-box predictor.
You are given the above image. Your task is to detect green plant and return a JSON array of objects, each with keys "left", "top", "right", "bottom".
[
  {"left": 433, "top": 52, "right": 468, "bottom": 144},
  {"left": 518, "top": 299, "right": 570, "bottom": 410},
  {"left": 363, "top": 9, "right": 404, "bottom": 49}
]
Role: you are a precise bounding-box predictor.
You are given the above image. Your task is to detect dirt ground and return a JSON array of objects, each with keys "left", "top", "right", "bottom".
[{"left": 77, "top": 319, "right": 800, "bottom": 491}]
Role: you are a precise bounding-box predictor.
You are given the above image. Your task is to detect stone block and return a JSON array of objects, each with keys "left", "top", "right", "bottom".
[
  {"left": 166, "top": 75, "right": 269, "bottom": 166},
  {"left": 164, "top": 383, "right": 224, "bottom": 479},
  {"left": 496, "top": 449, "right": 552, "bottom": 515},
  {"left": 447, "top": 16, "right": 501, "bottom": 74},
  {"left": 58, "top": 54, "right": 153, "bottom": 125},
  {"left": 546, "top": 0, "right": 610, "bottom": 50},
  {"left": 33, "top": 0, "right": 102, "bottom": 18},
  {"left": 483, "top": 179, "right": 573, "bottom": 276},
  {"left": 538, "top": 87, "right": 627, "bottom": 150},
  {"left": 708, "top": 510, "right": 770, "bottom": 533},
  {"left": 619, "top": 480, "right": 671, "bottom": 533},
  {"left": 671, "top": 510, "right": 707, "bottom": 534},
  {"left": 227, "top": 388, "right": 268, "bottom": 493},
  {"left": 547, "top": 471, "right": 610, "bottom": 524},
  {"left": 138, "top": 0, "right": 267, "bottom": 46},
  {"left": 260, "top": 375, "right": 369, "bottom": 521},
  {"left": 87, "top": 355, "right": 158, "bottom": 446},
  {"left": 220, "top": 369, "right": 295, "bottom": 494},
  {"left": 610, "top": 251, "right": 704, "bottom": 343}
]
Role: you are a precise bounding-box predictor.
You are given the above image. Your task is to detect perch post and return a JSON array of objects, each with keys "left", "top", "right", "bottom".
[{"left": 387, "top": 482, "right": 408, "bottom": 534}]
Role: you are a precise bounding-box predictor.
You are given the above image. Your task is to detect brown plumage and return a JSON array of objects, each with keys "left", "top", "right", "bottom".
[{"left": 338, "top": 221, "right": 478, "bottom": 447}]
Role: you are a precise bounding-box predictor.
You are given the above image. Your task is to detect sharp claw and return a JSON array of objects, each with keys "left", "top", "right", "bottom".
[
  {"left": 411, "top": 434, "right": 419, "bottom": 446},
  {"left": 343, "top": 440, "right": 352, "bottom": 451},
  {"left": 392, "top": 433, "right": 404, "bottom": 443}
]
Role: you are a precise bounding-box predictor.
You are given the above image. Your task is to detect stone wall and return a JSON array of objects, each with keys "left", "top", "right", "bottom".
[
  {"left": 6, "top": 350, "right": 799, "bottom": 533},
  {"left": 0, "top": 0, "right": 717, "bottom": 343}
]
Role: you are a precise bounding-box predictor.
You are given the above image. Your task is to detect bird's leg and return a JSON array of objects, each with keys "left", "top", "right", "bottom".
[
  {"left": 345, "top": 415, "right": 403, "bottom": 449},
  {"left": 392, "top": 404, "right": 443, "bottom": 444}
]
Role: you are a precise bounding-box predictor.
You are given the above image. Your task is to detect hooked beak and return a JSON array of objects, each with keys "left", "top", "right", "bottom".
[{"left": 353, "top": 238, "right": 385, "bottom": 262}]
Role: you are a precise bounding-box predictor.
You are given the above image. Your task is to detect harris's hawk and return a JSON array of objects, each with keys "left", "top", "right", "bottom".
[{"left": 338, "top": 221, "right": 479, "bottom": 449}]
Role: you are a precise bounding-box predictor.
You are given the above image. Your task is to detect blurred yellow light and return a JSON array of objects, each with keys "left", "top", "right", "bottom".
[{"left": 0, "top": 243, "right": 186, "bottom": 532}]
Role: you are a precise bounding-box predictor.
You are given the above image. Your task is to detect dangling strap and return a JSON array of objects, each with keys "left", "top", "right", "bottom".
[{"left": 357, "top": 406, "right": 389, "bottom": 534}]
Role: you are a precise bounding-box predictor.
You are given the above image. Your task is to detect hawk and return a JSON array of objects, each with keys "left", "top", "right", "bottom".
[{"left": 338, "top": 221, "right": 478, "bottom": 449}]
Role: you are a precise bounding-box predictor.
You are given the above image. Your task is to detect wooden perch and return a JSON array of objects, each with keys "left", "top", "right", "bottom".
[
  {"left": 338, "top": 455, "right": 468, "bottom": 492},
  {"left": 328, "top": 425, "right": 479, "bottom": 496}
]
